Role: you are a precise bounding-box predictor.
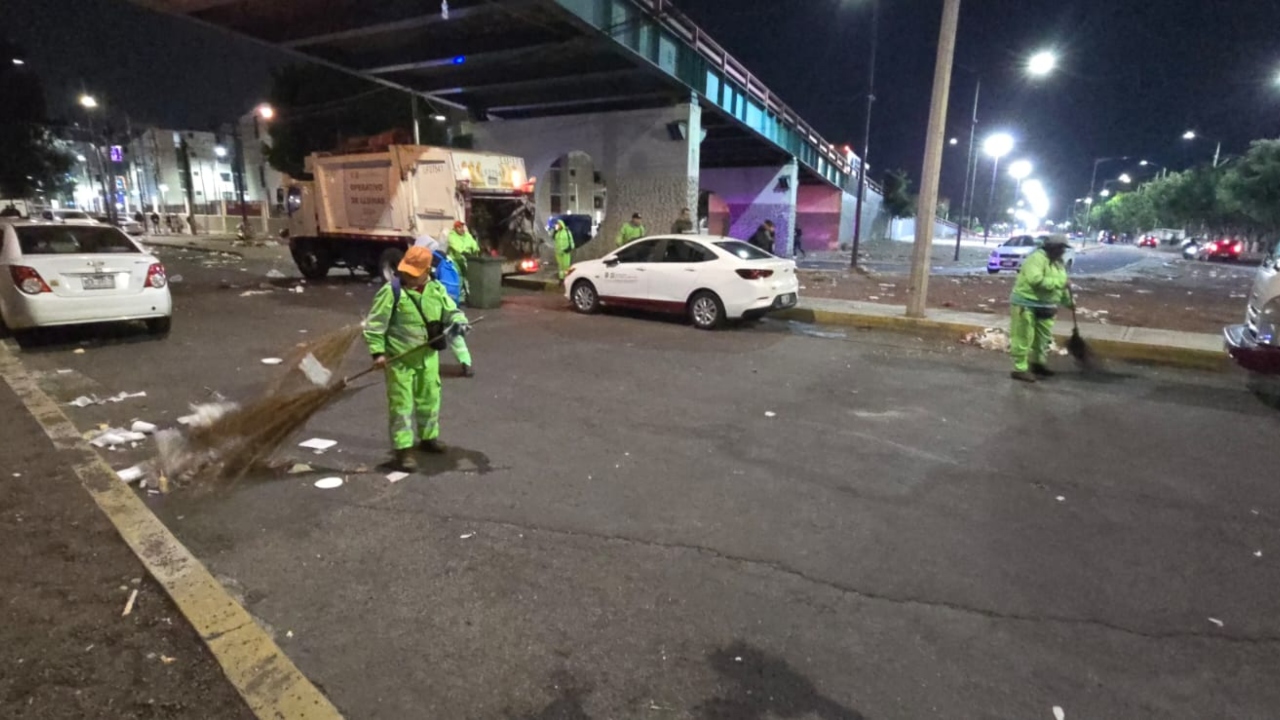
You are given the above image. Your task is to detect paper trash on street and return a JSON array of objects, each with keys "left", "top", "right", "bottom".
[
  {"left": 1053, "top": 707, "right": 1066, "bottom": 720},
  {"left": 261, "top": 358, "right": 284, "bottom": 366},
  {"left": 266, "top": 268, "right": 286, "bottom": 279},
  {"left": 386, "top": 471, "right": 410, "bottom": 483},
  {"left": 115, "top": 465, "right": 146, "bottom": 484},
  {"left": 298, "top": 352, "right": 332, "bottom": 387},
  {"left": 313, "top": 477, "right": 344, "bottom": 489},
  {"left": 299, "top": 438, "right": 338, "bottom": 451},
  {"left": 130, "top": 421, "right": 158, "bottom": 434}
]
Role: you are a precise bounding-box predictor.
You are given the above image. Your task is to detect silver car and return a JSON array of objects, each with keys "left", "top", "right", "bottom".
[{"left": 986, "top": 234, "right": 1075, "bottom": 274}]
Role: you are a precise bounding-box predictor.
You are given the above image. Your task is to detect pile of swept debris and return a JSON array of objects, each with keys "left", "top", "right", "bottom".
[{"left": 960, "top": 328, "right": 1010, "bottom": 352}]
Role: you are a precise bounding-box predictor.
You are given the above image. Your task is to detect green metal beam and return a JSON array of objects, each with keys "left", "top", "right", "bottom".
[{"left": 554, "top": 0, "right": 851, "bottom": 188}]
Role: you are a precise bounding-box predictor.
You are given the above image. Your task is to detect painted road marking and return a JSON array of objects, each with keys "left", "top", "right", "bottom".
[{"left": 0, "top": 341, "right": 343, "bottom": 720}]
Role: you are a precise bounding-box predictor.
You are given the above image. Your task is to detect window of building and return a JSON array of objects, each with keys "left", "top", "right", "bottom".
[
  {"left": 550, "top": 195, "right": 562, "bottom": 214},
  {"left": 220, "top": 172, "right": 232, "bottom": 182},
  {"left": 594, "top": 196, "right": 605, "bottom": 210},
  {"left": 569, "top": 169, "right": 577, "bottom": 178}
]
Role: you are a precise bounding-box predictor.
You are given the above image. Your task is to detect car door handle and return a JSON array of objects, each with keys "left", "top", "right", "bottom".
[
  {"left": 636, "top": 268, "right": 646, "bottom": 271},
  {"left": 684, "top": 268, "right": 697, "bottom": 272}
]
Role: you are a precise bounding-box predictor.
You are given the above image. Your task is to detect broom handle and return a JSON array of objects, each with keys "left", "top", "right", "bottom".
[{"left": 346, "top": 316, "right": 486, "bottom": 383}]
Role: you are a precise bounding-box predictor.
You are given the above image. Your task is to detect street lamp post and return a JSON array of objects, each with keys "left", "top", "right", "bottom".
[
  {"left": 1084, "top": 156, "right": 1128, "bottom": 240},
  {"left": 1183, "top": 130, "right": 1223, "bottom": 168},
  {"left": 904, "top": 0, "right": 960, "bottom": 318},
  {"left": 980, "top": 132, "right": 1014, "bottom": 244},
  {"left": 850, "top": 0, "right": 879, "bottom": 269}
]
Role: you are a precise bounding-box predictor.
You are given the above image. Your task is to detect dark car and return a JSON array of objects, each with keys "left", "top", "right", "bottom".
[{"left": 1196, "top": 238, "right": 1244, "bottom": 262}]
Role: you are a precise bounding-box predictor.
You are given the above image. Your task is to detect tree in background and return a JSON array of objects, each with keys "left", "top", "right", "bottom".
[
  {"left": 0, "top": 38, "right": 73, "bottom": 199},
  {"left": 1219, "top": 139, "right": 1280, "bottom": 248},
  {"left": 881, "top": 169, "right": 916, "bottom": 218},
  {"left": 264, "top": 64, "right": 451, "bottom": 177}
]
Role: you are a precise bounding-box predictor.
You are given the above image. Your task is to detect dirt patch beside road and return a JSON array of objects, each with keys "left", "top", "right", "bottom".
[
  {"left": 0, "top": 381, "right": 253, "bottom": 720},
  {"left": 799, "top": 257, "right": 1256, "bottom": 334}
]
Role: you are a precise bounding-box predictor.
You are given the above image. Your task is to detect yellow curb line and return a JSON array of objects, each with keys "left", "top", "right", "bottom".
[
  {"left": 777, "top": 307, "right": 1230, "bottom": 372},
  {"left": 0, "top": 342, "right": 343, "bottom": 720}
]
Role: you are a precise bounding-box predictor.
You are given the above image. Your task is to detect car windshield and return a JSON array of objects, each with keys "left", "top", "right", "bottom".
[
  {"left": 16, "top": 225, "right": 140, "bottom": 255},
  {"left": 715, "top": 241, "right": 771, "bottom": 260},
  {"left": 59, "top": 211, "right": 91, "bottom": 220},
  {"left": 1004, "top": 236, "right": 1032, "bottom": 247}
]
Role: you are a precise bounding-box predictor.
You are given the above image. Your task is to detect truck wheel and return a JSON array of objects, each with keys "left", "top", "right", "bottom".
[
  {"left": 292, "top": 240, "right": 333, "bottom": 280},
  {"left": 378, "top": 247, "right": 405, "bottom": 283}
]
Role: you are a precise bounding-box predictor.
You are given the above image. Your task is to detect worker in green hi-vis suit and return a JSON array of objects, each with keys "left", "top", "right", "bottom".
[
  {"left": 364, "top": 246, "right": 471, "bottom": 471},
  {"left": 1008, "top": 234, "right": 1073, "bottom": 383}
]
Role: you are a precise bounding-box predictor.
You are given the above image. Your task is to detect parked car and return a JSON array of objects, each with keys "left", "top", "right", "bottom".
[
  {"left": 1195, "top": 237, "right": 1244, "bottom": 262},
  {"left": 39, "top": 209, "right": 97, "bottom": 224},
  {"left": 564, "top": 235, "right": 798, "bottom": 329},
  {"left": 1225, "top": 249, "right": 1280, "bottom": 373},
  {"left": 0, "top": 220, "right": 172, "bottom": 336},
  {"left": 1138, "top": 235, "right": 1159, "bottom": 248},
  {"left": 97, "top": 213, "right": 146, "bottom": 236},
  {"left": 986, "top": 234, "right": 1076, "bottom": 274}
]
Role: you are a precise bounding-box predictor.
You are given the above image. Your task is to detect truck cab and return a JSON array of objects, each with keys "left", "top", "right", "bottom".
[{"left": 1224, "top": 246, "right": 1280, "bottom": 373}]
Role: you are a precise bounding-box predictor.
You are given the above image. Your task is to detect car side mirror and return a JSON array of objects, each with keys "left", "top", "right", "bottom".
[{"left": 604, "top": 257, "right": 620, "bottom": 267}]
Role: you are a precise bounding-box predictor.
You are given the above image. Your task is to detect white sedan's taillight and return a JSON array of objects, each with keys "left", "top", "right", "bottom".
[
  {"left": 736, "top": 268, "right": 775, "bottom": 280},
  {"left": 145, "top": 263, "right": 167, "bottom": 288},
  {"left": 9, "top": 266, "right": 50, "bottom": 295}
]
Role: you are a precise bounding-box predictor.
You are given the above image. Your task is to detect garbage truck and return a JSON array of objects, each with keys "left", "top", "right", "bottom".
[{"left": 281, "top": 144, "right": 542, "bottom": 279}]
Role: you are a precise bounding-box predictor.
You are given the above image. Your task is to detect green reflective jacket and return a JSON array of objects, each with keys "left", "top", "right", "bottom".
[
  {"left": 616, "top": 222, "right": 646, "bottom": 246},
  {"left": 1010, "top": 249, "right": 1070, "bottom": 308},
  {"left": 447, "top": 230, "right": 479, "bottom": 258},
  {"left": 364, "top": 280, "right": 460, "bottom": 365},
  {"left": 553, "top": 226, "right": 574, "bottom": 254}
]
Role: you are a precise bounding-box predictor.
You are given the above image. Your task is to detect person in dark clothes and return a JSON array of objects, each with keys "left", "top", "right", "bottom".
[
  {"left": 748, "top": 220, "right": 776, "bottom": 254},
  {"left": 793, "top": 225, "right": 805, "bottom": 259}
]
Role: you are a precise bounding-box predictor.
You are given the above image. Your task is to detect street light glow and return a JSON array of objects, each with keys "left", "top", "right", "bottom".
[
  {"left": 432, "top": 114, "right": 447, "bottom": 122},
  {"left": 1027, "top": 51, "right": 1057, "bottom": 77},
  {"left": 11, "top": 58, "right": 24, "bottom": 66},
  {"left": 1118, "top": 173, "right": 1132, "bottom": 184},
  {"left": 983, "top": 132, "right": 1015, "bottom": 159},
  {"left": 1008, "top": 159, "right": 1033, "bottom": 180},
  {"left": 1101, "top": 189, "right": 1112, "bottom": 197},
  {"left": 78, "top": 94, "right": 98, "bottom": 109},
  {"left": 1183, "top": 130, "right": 1197, "bottom": 140},
  {"left": 256, "top": 103, "right": 275, "bottom": 120},
  {"left": 949, "top": 137, "right": 958, "bottom": 146},
  {"left": 214, "top": 146, "right": 228, "bottom": 158}
]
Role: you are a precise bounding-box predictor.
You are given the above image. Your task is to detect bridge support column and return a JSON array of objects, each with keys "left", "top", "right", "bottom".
[
  {"left": 700, "top": 159, "right": 798, "bottom": 256},
  {"left": 466, "top": 103, "right": 701, "bottom": 261}
]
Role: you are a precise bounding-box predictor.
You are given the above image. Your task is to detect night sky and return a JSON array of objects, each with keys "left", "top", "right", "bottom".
[{"left": 7, "top": 0, "right": 1280, "bottom": 217}]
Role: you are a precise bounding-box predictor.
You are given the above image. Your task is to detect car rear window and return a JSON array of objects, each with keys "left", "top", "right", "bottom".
[
  {"left": 715, "top": 241, "right": 772, "bottom": 260},
  {"left": 16, "top": 225, "right": 139, "bottom": 255}
]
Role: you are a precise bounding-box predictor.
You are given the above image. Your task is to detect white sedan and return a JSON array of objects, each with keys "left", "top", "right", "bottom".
[
  {"left": 564, "top": 235, "right": 799, "bottom": 329},
  {"left": 0, "top": 220, "right": 173, "bottom": 336},
  {"left": 986, "top": 234, "right": 1076, "bottom": 274}
]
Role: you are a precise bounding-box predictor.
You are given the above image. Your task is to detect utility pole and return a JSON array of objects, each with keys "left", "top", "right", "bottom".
[
  {"left": 849, "top": 0, "right": 879, "bottom": 269},
  {"left": 954, "top": 78, "right": 979, "bottom": 261},
  {"left": 411, "top": 94, "right": 421, "bottom": 145},
  {"left": 232, "top": 125, "right": 249, "bottom": 237},
  {"left": 905, "top": 0, "right": 961, "bottom": 318}
]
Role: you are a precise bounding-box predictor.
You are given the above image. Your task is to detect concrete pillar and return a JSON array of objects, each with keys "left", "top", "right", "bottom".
[
  {"left": 796, "top": 184, "right": 843, "bottom": 252},
  {"left": 466, "top": 103, "right": 701, "bottom": 261},
  {"left": 700, "top": 159, "right": 799, "bottom": 256}
]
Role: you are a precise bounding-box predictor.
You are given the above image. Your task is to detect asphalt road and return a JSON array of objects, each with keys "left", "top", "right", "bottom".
[{"left": 9, "top": 246, "right": 1280, "bottom": 719}]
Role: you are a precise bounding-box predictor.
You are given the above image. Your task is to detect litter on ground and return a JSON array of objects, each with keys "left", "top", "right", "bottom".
[
  {"left": 176, "top": 402, "right": 240, "bottom": 428},
  {"left": 1208, "top": 617, "right": 1224, "bottom": 627},
  {"left": 115, "top": 465, "right": 146, "bottom": 484},
  {"left": 261, "top": 358, "right": 284, "bottom": 366},
  {"left": 313, "top": 477, "right": 344, "bottom": 489},
  {"left": 459, "top": 532, "right": 475, "bottom": 540},
  {"left": 1053, "top": 707, "right": 1066, "bottom": 720},
  {"left": 286, "top": 463, "right": 313, "bottom": 475},
  {"left": 239, "top": 290, "right": 272, "bottom": 297},
  {"left": 299, "top": 438, "right": 337, "bottom": 451},
  {"left": 122, "top": 589, "right": 138, "bottom": 617},
  {"left": 73, "top": 348, "right": 85, "bottom": 355},
  {"left": 387, "top": 471, "right": 410, "bottom": 483},
  {"left": 130, "top": 420, "right": 157, "bottom": 434},
  {"left": 764, "top": 411, "right": 777, "bottom": 418},
  {"left": 959, "top": 327, "right": 1010, "bottom": 352},
  {"left": 266, "top": 269, "right": 286, "bottom": 279}
]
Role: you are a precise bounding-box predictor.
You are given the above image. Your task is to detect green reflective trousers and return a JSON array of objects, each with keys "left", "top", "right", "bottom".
[
  {"left": 386, "top": 352, "right": 441, "bottom": 450},
  {"left": 1009, "top": 306, "right": 1054, "bottom": 372}
]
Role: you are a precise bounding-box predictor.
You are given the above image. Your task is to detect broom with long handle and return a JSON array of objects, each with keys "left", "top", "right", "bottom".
[
  {"left": 190, "top": 317, "right": 484, "bottom": 484},
  {"left": 1065, "top": 290, "right": 1094, "bottom": 366}
]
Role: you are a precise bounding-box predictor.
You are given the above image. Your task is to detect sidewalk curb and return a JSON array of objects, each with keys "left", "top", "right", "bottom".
[
  {"left": 140, "top": 237, "right": 247, "bottom": 257},
  {"left": 503, "top": 275, "right": 562, "bottom": 293},
  {"left": 777, "top": 307, "right": 1230, "bottom": 372},
  {"left": 0, "top": 343, "right": 344, "bottom": 720}
]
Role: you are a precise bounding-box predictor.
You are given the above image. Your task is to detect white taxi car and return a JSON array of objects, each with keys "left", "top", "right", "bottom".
[
  {"left": 0, "top": 220, "right": 172, "bottom": 336},
  {"left": 565, "top": 235, "right": 798, "bottom": 329}
]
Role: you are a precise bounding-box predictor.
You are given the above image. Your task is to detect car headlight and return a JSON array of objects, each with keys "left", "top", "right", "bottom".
[{"left": 1257, "top": 297, "right": 1280, "bottom": 345}]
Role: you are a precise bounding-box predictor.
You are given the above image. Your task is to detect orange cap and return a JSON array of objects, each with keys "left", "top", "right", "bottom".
[
  {"left": 397, "top": 246, "right": 434, "bottom": 278},
  {"left": 453, "top": 220, "right": 465, "bottom": 230}
]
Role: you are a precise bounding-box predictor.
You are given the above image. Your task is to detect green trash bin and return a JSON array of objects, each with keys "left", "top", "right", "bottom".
[{"left": 466, "top": 256, "right": 504, "bottom": 309}]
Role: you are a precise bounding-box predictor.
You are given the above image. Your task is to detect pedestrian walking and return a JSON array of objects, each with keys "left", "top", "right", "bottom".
[
  {"left": 748, "top": 220, "right": 776, "bottom": 254},
  {"left": 364, "top": 246, "right": 471, "bottom": 471},
  {"left": 670, "top": 207, "right": 694, "bottom": 234},
  {"left": 552, "top": 218, "right": 574, "bottom": 280},
  {"left": 150, "top": 212, "right": 161, "bottom": 234},
  {"left": 794, "top": 225, "right": 806, "bottom": 259},
  {"left": 1009, "top": 234, "right": 1073, "bottom": 383},
  {"left": 616, "top": 213, "right": 646, "bottom": 247}
]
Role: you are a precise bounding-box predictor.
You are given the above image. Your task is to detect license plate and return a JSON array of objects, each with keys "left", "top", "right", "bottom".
[
  {"left": 83, "top": 274, "right": 115, "bottom": 290},
  {"left": 776, "top": 293, "right": 796, "bottom": 307},
  {"left": 1000, "top": 261, "right": 1017, "bottom": 267}
]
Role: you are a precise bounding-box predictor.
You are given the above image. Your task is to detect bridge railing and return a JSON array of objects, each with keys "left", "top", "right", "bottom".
[{"left": 636, "top": 0, "right": 853, "bottom": 177}]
